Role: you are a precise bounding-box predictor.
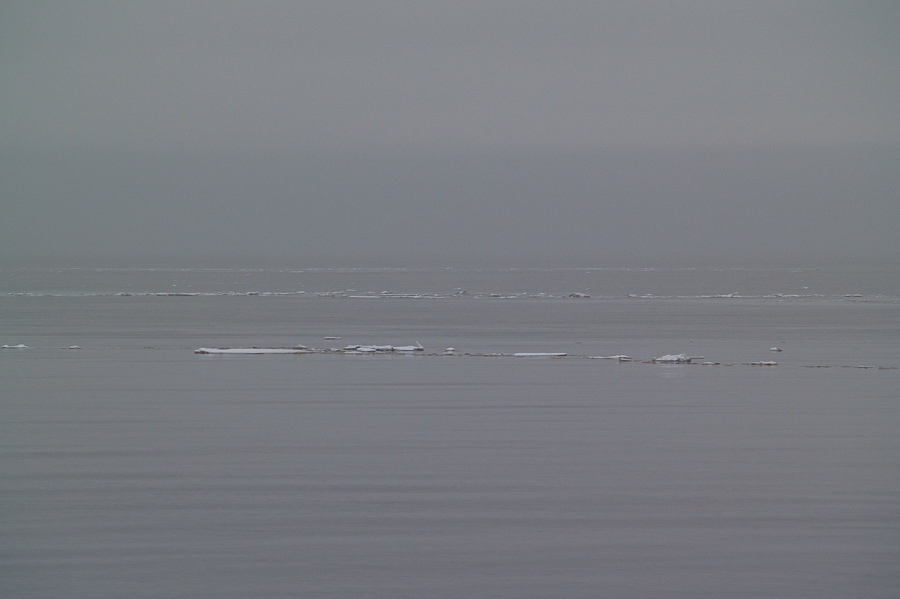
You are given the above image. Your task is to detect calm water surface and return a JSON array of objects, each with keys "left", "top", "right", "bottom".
[{"left": 2, "top": 266, "right": 898, "bottom": 598}]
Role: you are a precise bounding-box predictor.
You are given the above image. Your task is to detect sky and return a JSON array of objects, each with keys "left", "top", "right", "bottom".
[{"left": 1, "top": 1, "right": 898, "bottom": 265}]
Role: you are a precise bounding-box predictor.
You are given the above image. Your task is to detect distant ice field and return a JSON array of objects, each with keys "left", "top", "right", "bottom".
[{"left": 3, "top": 263, "right": 899, "bottom": 298}]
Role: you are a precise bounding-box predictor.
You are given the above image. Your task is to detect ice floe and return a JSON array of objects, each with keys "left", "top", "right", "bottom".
[
  {"left": 197, "top": 342, "right": 425, "bottom": 355},
  {"left": 770, "top": 347, "right": 783, "bottom": 352},
  {"left": 343, "top": 343, "right": 424, "bottom": 353},
  {"left": 188, "top": 344, "right": 900, "bottom": 370},
  {"left": 651, "top": 354, "right": 702, "bottom": 363},
  {"left": 1, "top": 344, "right": 28, "bottom": 349},
  {"left": 394, "top": 344, "right": 425, "bottom": 352},
  {"left": 195, "top": 347, "right": 314, "bottom": 354}
]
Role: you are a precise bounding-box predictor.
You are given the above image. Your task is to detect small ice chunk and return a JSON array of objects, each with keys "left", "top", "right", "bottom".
[
  {"left": 342, "top": 342, "right": 424, "bottom": 352},
  {"left": 395, "top": 342, "right": 425, "bottom": 352},
  {"left": 348, "top": 345, "right": 397, "bottom": 352},
  {"left": 514, "top": 352, "right": 567, "bottom": 357},
  {"left": 652, "top": 354, "right": 696, "bottom": 363},
  {"left": 769, "top": 347, "right": 782, "bottom": 352},
  {"left": 324, "top": 336, "right": 341, "bottom": 340},
  {"left": 750, "top": 361, "right": 777, "bottom": 366},
  {"left": 67, "top": 345, "right": 81, "bottom": 350},
  {"left": 591, "top": 355, "right": 631, "bottom": 361}
]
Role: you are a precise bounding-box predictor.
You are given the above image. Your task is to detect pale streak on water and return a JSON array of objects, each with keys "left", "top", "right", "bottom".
[{"left": 1, "top": 266, "right": 898, "bottom": 598}]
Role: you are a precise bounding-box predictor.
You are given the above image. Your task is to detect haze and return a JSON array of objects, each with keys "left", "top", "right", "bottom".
[{"left": 2, "top": 1, "right": 898, "bottom": 265}]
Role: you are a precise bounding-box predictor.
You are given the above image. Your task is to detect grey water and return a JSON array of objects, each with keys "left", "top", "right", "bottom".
[{"left": 2, "top": 265, "right": 899, "bottom": 598}]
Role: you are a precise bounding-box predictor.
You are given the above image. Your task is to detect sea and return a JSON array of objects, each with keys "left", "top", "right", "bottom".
[{"left": 2, "top": 264, "right": 898, "bottom": 598}]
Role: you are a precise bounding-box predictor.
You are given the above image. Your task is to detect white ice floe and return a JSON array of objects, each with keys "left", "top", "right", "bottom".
[
  {"left": 194, "top": 342, "right": 428, "bottom": 355},
  {"left": 195, "top": 347, "right": 313, "bottom": 354},
  {"left": 591, "top": 355, "right": 632, "bottom": 361},
  {"left": 750, "top": 361, "right": 777, "bottom": 366},
  {"left": 343, "top": 343, "right": 424, "bottom": 353},
  {"left": 1, "top": 344, "right": 28, "bottom": 349},
  {"left": 344, "top": 345, "right": 386, "bottom": 352},
  {"left": 513, "top": 352, "right": 567, "bottom": 357},
  {"left": 652, "top": 354, "right": 703, "bottom": 363},
  {"left": 394, "top": 343, "right": 425, "bottom": 352},
  {"left": 770, "top": 347, "right": 782, "bottom": 352}
]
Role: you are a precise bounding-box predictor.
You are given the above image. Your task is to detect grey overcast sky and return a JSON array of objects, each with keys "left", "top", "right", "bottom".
[{"left": 1, "top": 1, "right": 898, "bottom": 264}]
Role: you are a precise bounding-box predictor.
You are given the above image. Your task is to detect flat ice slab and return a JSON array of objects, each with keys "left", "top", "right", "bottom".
[
  {"left": 652, "top": 354, "right": 703, "bottom": 363},
  {"left": 195, "top": 347, "right": 313, "bottom": 354},
  {"left": 196, "top": 342, "right": 425, "bottom": 355},
  {"left": 343, "top": 344, "right": 424, "bottom": 352},
  {"left": 513, "top": 352, "right": 567, "bottom": 357},
  {"left": 591, "top": 355, "right": 631, "bottom": 361}
]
